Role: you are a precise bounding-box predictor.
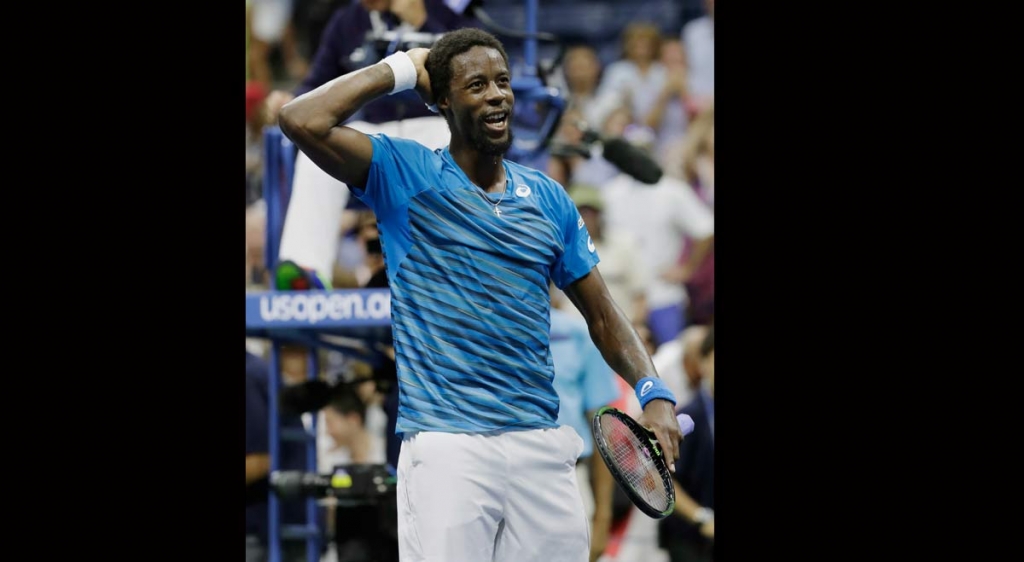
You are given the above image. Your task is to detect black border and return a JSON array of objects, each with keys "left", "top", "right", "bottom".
[
  {"left": 715, "top": 0, "right": 911, "bottom": 557},
  {"left": 38, "top": 4, "right": 242, "bottom": 558}
]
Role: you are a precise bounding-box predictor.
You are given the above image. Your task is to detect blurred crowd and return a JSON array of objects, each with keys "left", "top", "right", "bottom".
[{"left": 246, "top": 1, "right": 715, "bottom": 561}]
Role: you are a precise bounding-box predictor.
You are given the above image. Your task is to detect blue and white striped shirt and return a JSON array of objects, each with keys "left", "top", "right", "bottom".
[{"left": 351, "top": 134, "right": 600, "bottom": 434}]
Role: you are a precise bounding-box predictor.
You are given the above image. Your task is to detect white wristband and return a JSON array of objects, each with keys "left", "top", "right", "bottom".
[{"left": 381, "top": 51, "right": 418, "bottom": 94}]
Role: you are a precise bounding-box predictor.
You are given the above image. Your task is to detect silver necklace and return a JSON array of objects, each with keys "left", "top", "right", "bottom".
[
  {"left": 488, "top": 165, "right": 508, "bottom": 216},
  {"left": 491, "top": 185, "right": 507, "bottom": 216}
]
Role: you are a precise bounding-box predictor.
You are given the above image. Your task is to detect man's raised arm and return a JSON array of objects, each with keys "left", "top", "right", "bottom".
[{"left": 278, "top": 48, "right": 431, "bottom": 188}]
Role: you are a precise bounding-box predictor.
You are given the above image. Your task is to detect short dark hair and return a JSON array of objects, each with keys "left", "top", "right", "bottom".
[
  {"left": 425, "top": 28, "right": 510, "bottom": 107},
  {"left": 327, "top": 383, "right": 366, "bottom": 422}
]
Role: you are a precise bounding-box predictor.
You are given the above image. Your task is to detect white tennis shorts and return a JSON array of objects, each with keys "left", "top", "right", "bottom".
[{"left": 397, "top": 425, "right": 590, "bottom": 562}]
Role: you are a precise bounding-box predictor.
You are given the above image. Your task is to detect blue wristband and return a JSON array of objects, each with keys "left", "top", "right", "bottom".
[{"left": 635, "top": 377, "right": 676, "bottom": 409}]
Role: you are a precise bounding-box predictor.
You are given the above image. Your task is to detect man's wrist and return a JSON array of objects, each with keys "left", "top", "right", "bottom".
[
  {"left": 380, "top": 51, "right": 417, "bottom": 94},
  {"left": 635, "top": 376, "right": 676, "bottom": 409}
]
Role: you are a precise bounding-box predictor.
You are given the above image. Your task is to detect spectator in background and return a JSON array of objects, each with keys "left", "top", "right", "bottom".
[
  {"left": 553, "top": 104, "right": 639, "bottom": 190},
  {"left": 263, "top": 0, "right": 477, "bottom": 284},
  {"left": 601, "top": 128, "right": 715, "bottom": 347},
  {"left": 589, "top": 22, "right": 668, "bottom": 138},
  {"left": 659, "top": 324, "right": 714, "bottom": 562},
  {"left": 248, "top": 0, "right": 309, "bottom": 89},
  {"left": 553, "top": 183, "right": 647, "bottom": 325},
  {"left": 246, "top": 350, "right": 310, "bottom": 562},
  {"left": 546, "top": 45, "right": 613, "bottom": 187},
  {"left": 549, "top": 285, "right": 621, "bottom": 562},
  {"left": 678, "top": 102, "right": 714, "bottom": 208},
  {"left": 668, "top": 102, "right": 714, "bottom": 325},
  {"left": 320, "top": 382, "right": 398, "bottom": 562},
  {"left": 319, "top": 373, "right": 379, "bottom": 471},
  {"left": 246, "top": 200, "right": 269, "bottom": 290},
  {"left": 681, "top": 0, "right": 714, "bottom": 114},
  {"left": 558, "top": 45, "right": 607, "bottom": 130},
  {"left": 333, "top": 210, "right": 385, "bottom": 288},
  {"left": 339, "top": 212, "right": 401, "bottom": 472},
  {"left": 642, "top": 35, "right": 690, "bottom": 166},
  {"left": 651, "top": 323, "right": 708, "bottom": 412},
  {"left": 246, "top": 81, "right": 268, "bottom": 208}
]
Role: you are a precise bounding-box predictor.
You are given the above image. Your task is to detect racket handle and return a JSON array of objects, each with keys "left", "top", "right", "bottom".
[{"left": 677, "top": 413, "right": 695, "bottom": 436}]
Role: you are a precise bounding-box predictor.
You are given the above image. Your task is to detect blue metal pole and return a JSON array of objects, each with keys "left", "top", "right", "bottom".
[
  {"left": 306, "top": 349, "right": 321, "bottom": 562},
  {"left": 281, "top": 134, "right": 296, "bottom": 226},
  {"left": 268, "top": 341, "right": 282, "bottom": 562},
  {"left": 263, "top": 126, "right": 281, "bottom": 275},
  {"left": 523, "top": 0, "right": 538, "bottom": 77}
]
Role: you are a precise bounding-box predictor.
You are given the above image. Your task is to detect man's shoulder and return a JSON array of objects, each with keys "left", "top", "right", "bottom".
[
  {"left": 507, "top": 159, "right": 556, "bottom": 183},
  {"left": 370, "top": 134, "right": 443, "bottom": 159}
]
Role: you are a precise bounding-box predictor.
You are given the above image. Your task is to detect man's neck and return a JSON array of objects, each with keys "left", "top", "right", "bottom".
[{"left": 450, "top": 143, "right": 506, "bottom": 194}]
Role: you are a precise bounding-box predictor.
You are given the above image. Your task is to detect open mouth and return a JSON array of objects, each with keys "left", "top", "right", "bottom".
[{"left": 482, "top": 111, "right": 509, "bottom": 134}]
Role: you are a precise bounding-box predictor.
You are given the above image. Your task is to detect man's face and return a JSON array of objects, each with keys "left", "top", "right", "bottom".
[
  {"left": 443, "top": 46, "right": 515, "bottom": 156},
  {"left": 660, "top": 40, "right": 687, "bottom": 70}
]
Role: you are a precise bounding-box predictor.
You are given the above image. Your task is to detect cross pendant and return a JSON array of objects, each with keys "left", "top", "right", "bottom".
[{"left": 494, "top": 206, "right": 502, "bottom": 216}]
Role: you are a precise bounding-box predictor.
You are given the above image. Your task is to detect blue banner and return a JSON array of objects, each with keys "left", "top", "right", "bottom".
[{"left": 245, "top": 289, "right": 392, "bottom": 329}]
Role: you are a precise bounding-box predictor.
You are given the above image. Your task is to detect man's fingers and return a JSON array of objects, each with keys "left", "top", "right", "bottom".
[
  {"left": 666, "top": 433, "right": 678, "bottom": 472},
  {"left": 653, "top": 426, "right": 678, "bottom": 472},
  {"left": 665, "top": 426, "right": 681, "bottom": 469}
]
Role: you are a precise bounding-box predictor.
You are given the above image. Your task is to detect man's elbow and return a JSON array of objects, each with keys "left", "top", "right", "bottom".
[
  {"left": 277, "top": 100, "right": 304, "bottom": 140},
  {"left": 279, "top": 98, "right": 335, "bottom": 149}
]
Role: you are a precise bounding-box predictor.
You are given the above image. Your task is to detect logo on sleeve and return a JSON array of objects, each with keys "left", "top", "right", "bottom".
[
  {"left": 515, "top": 184, "right": 531, "bottom": 197},
  {"left": 577, "top": 216, "right": 585, "bottom": 229},
  {"left": 587, "top": 236, "right": 596, "bottom": 253}
]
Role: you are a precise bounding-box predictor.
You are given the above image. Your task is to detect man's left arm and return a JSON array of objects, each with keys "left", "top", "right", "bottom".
[{"left": 564, "top": 269, "right": 683, "bottom": 468}]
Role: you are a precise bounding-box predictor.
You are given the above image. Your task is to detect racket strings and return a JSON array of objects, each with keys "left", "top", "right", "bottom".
[{"left": 600, "top": 417, "right": 672, "bottom": 512}]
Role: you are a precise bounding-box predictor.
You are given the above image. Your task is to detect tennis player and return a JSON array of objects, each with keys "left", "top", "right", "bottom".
[{"left": 279, "top": 27, "right": 682, "bottom": 562}]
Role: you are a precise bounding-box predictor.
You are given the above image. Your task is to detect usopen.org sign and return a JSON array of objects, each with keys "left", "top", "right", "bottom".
[{"left": 246, "top": 289, "right": 391, "bottom": 328}]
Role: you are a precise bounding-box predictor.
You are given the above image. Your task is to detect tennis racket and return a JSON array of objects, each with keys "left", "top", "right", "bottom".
[{"left": 592, "top": 406, "right": 695, "bottom": 519}]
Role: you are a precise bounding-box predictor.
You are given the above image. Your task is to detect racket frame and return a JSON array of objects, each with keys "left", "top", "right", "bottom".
[{"left": 591, "top": 406, "right": 676, "bottom": 519}]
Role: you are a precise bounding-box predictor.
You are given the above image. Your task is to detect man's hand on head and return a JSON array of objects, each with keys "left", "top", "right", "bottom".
[{"left": 406, "top": 48, "right": 433, "bottom": 105}]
